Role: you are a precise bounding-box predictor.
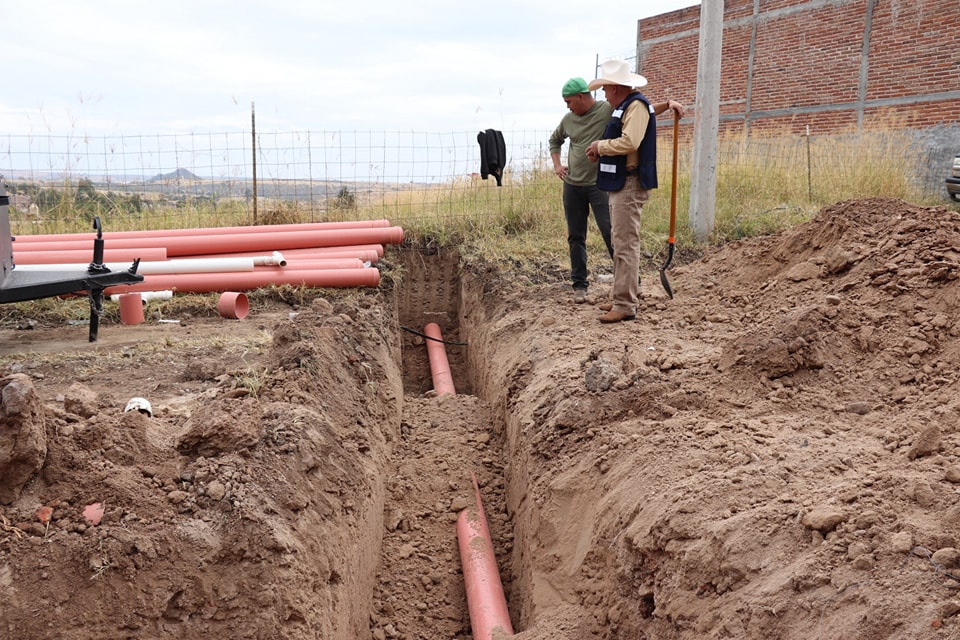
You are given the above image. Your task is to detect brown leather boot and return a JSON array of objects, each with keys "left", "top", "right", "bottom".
[{"left": 599, "top": 310, "right": 636, "bottom": 323}]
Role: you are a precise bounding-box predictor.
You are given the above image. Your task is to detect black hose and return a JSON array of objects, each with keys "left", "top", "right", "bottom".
[{"left": 400, "top": 325, "right": 468, "bottom": 346}]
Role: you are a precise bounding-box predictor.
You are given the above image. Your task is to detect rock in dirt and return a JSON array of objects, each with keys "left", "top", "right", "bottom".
[
  {"left": 890, "top": 531, "right": 914, "bottom": 554},
  {"left": 801, "top": 507, "right": 846, "bottom": 533},
  {"left": 785, "top": 261, "right": 821, "bottom": 281},
  {"left": 932, "top": 548, "right": 960, "bottom": 569},
  {"left": 585, "top": 357, "right": 619, "bottom": 392},
  {"left": 177, "top": 398, "right": 262, "bottom": 457},
  {"left": 0, "top": 374, "right": 47, "bottom": 504},
  {"left": 906, "top": 424, "right": 941, "bottom": 459},
  {"left": 844, "top": 401, "right": 874, "bottom": 415},
  {"left": 718, "top": 307, "right": 826, "bottom": 378},
  {"left": 63, "top": 382, "right": 99, "bottom": 418}
]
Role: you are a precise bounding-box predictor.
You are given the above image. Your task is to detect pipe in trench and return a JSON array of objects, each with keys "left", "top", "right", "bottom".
[
  {"left": 13, "top": 226, "right": 405, "bottom": 257},
  {"left": 423, "top": 322, "right": 456, "bottom": 396},
  {"left": 11, "top": 247, "right": 168, "bottom": 265},
  {"left": 11, "top": 219, "right": 392, "bottom": 243},
  {"left": 456, "top": 473, "right": 514, "bottom": 640},
  {"left": 103, "top": 266, "right": 380, "bottom": 295}
]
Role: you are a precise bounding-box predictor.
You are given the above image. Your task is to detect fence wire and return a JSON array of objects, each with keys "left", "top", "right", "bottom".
[{"left": 0, "top": 127, "right": 953, "bottom": 233}]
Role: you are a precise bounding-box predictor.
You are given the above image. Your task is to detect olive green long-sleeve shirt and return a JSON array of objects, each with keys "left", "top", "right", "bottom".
[{"left": 548, "top": 100, "right": 612, "bottom": 186}]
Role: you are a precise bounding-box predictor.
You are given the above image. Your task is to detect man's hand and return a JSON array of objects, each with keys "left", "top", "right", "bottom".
[
  {"left": 586, "top": 141, "right": 600, "bottom": 162},
  {"left": 554, "top": 165, "right": 568, "bottom": 179},
  {"left": 654, "top": 100, "right": 686, "bottom": 118}
]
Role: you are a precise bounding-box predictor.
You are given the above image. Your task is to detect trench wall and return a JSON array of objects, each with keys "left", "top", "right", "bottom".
[
  {"left": 638, "top": 0, "right": 960, "bottom": 136},
  {"left": 395, "top": 247, "right": 471, "bottom": 396}
]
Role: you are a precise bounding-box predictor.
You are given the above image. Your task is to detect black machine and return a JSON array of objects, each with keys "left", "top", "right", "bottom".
[{"left": 0, "top": 178, "right": 144, "bottom": 342}]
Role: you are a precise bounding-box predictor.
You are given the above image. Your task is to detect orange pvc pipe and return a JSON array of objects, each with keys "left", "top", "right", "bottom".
[
  {"left": 12, "top": 247, "right": 167, "bottom": 264},
  {"left": 424, "top": 322, "right": 456, "bottom": 396},
  {"left": 267, "top": 245, "right": 385, "bottom": 259},
  {"left": 118, "top": 293, "right": 145, "bottom": 325},
  {"left": 15, "top": 226, "right": 404, "bottom": 256},
  {"left": 299, "top": 244, "right": 384, "bottom": 258},
  {"left": 456, "top": 473, "right": 514, "bottom": 640},
  {"left": 258, "top": 258, "right": 365, "bottom": 271},
  {"left": 186, "top": 246, "right": 383, "bottom": 263},
  {"left": 217, "top": 292, "right": 249, "bottom": 319},
  {"left": 103, "top": 267, "right": 380, "bottom": 295},
  {"left": 12, "top": 219, "right": 392, "bottom": 243}
]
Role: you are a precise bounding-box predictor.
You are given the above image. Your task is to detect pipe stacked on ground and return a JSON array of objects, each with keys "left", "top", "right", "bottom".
[
  {"left": 10, "top": 219, "right": 393, "bottom": 243},
  {"left": 12, "top": 219, "right": 402, "bottom": 295},
  {"left": 13, "top": 226, "right": 404, "bottom": 257}
]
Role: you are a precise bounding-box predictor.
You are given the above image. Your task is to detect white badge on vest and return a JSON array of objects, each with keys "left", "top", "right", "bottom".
[
  {"left": 599, "top": 163, "right": 617, "bottom": 174},
  {"left": 612, "top": 109, "right": 624, "bottom": 117}
]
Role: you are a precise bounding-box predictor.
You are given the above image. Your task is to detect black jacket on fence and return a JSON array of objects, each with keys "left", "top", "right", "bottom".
[{"left": 477, "top": 129, "right": 506, "bottom": 186}]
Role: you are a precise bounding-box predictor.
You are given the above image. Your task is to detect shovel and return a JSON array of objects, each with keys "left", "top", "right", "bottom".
[{"left": 659, "top": 110, "right": 680, "bottom": 299}]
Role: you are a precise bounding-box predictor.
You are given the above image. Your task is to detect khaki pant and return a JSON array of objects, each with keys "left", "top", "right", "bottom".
[{"left": 609, "top": 175, "right": 650, "bottom": 316}]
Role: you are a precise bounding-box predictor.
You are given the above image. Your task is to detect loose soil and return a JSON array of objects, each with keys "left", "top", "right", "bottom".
[{"left": 2, "top": 197, "right": 960, "bottom": 640}]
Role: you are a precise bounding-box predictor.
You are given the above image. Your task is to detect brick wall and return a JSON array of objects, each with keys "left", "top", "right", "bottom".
[{"left": 637, "top": 0, "right": 960, "bottom": 137}]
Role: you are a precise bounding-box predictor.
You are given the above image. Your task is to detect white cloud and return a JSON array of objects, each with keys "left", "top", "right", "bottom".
[{"left": 4, "top": 0, "right": 698, "bottom": 137}]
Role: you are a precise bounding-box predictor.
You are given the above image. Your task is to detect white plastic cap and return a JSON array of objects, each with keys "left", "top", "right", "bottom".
[{"left": 124, "top": 397, "right": 153, "bottom": 417}]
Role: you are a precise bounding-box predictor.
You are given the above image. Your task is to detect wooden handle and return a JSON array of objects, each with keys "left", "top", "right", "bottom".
[{"left": 669, "top": 111, "right": 679, "bottom": 242}]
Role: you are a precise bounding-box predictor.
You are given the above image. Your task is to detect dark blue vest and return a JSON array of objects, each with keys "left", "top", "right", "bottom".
[{"left": 596, "top": 92, "right": 658, "bottom": 192}]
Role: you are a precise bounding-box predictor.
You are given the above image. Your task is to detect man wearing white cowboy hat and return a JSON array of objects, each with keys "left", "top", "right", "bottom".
[{"left": 586, "top": 59, "right": 683, "bottom": 323}]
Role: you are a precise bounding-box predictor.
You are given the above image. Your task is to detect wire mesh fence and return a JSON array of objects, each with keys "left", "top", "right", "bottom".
[
  {"left": 0, "top": 125, "right": 954, "bottom": 236},
  {"left": 0, "top": 129, "right": 555, "bottom": 231}
]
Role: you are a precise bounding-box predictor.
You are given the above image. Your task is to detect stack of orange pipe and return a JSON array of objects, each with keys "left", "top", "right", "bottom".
[{"left": 11, "top": 220, "right": 403, "bottom": 296}]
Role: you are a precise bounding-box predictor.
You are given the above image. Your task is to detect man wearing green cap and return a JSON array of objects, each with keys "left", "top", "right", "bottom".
[{"left": 549, "top": 77, "right": 614, "bottom": 304}]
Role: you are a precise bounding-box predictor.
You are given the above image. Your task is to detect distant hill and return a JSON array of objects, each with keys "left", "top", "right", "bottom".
[{"left": 149, "top": 168, "right": 201, "bottom": 182}]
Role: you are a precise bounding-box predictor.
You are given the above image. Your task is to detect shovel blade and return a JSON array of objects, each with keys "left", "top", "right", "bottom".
[
  {"left": 659, "top": 267, "right": 674, "bottom": 299},
  {"left": 659, "top": 243, "right": 675, "bottom": 299}
]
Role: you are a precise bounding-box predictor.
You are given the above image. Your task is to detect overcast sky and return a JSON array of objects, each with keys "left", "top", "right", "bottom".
[{"left": 3, "top": 0, "right": 697, "bottom": 138}]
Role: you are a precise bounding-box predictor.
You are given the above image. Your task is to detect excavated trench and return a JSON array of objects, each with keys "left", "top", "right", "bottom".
[
  {"left": 365, "top": 246, "right": 616, "bottom": 639},
  {"left": 360, "top": 246, "right": 522, "bottom": 639}
]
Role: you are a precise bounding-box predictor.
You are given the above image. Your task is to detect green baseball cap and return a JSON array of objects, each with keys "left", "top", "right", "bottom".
[{"left": 562, "top": 77, "right": 589, "bottom": 97}]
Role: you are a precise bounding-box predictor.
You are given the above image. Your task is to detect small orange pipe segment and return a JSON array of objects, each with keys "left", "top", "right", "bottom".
[
  {"left": 424, "top": 322, "right": 456, "bottom": 396},
  {"left": 456, "top": 473, "right": 514, "bottom": 640},
  {"left": 217, "top": 292, "right": 249, "bottom": 319},
  {"left": 118, "top": 293, "right": 145, "bottom": 325}
]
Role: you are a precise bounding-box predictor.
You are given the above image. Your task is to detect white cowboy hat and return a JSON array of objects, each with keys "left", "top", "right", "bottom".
[{"left": 587, "top": 59, "right": 648, "bottom": 91}]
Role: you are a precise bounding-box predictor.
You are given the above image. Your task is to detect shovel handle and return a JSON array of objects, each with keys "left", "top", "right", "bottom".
[
  {"left": 659, "top": 111, "right": 680, "bottom": 300},
  {"left": 670, "top": 111, "right": 679, "bottom": 243}
]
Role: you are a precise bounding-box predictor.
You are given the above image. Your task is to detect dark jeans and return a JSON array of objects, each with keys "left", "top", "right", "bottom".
[{"left": 563, "top": 182, "right": 613, "bottom": 290}]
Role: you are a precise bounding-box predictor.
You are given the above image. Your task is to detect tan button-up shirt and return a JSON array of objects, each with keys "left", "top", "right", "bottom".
[{"left": 595, "top": 99, "right": 650, "bottom": 170}]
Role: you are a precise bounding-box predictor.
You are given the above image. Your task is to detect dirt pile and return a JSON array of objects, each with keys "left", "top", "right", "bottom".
[
  {"left": 1, "top": 197, "right": 960, "bottom": 639},
  {"left": 0, "top": 298, "right": 402, "bottom": 639}
]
